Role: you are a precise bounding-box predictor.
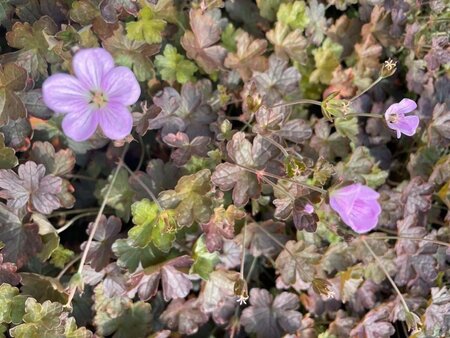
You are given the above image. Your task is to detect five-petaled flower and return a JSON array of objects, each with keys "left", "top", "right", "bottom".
[
  {"left": 384, "top": 99, "right": 419, "bottom": 139},
  {"left": 42, "top": 48, "right": 141, "bottom": 141},
  {"left": 329, "top": 183, "right": 381, "bottom": 234}
]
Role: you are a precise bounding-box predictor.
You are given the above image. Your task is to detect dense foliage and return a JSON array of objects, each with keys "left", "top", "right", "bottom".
[{"left": 0, "top": 0, "right": 449, "bottom": 337}]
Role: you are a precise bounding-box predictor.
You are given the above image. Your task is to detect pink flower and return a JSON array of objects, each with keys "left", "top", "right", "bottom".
[
  {"left": 384, "top": 99, "right": 419, "bottom": 139},
  {"left": 329, "top": 183, "right": 381, "bottom": 234},
  {"left": 42, "top": 48, "right": 140, "bottom": 141}
]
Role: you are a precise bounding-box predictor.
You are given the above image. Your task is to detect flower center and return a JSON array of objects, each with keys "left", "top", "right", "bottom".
[
  {"left": 387, "top": 112, "right": 399, "bottom": 124},
  {"left": 90, "top": 91, "right": 108, "bottom": 108}
]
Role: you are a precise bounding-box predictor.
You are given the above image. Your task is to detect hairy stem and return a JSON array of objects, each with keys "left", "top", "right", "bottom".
[
  {"left": 122, "top": 163, "right": 163, "bottom": 211},
  {"left": 56, "top": 212, "right": 99, "bottom": 234},
  {"left": 57, "top": 254, "right": 81, "bottom": 280},
  {"left": 350, "top": 77, "right": 382, "bottom": 102},
  {"left": 65, "top": 144, "right": 129, "bottom": 308},
  {"left": 362, "top": 238, "right": 409, "bottom": 312},
  {"left": 270, "top": 99, "right": 322, "bottom": 109},
  {"left": 370, "top": 235, "right": 450, "bottom": 248}
]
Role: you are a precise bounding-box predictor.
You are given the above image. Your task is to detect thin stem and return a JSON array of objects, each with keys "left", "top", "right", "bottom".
[
  {"left": 370, "top": 235, "right": 450, "bottom": 248},
  {"left": 65, "top": 144, "right": 129, "bottom": 308},
  {"left": 48, "top": 208, "right": 100, "bottom": 218},
  {"left": 260, "top": 176, "right": 296, "bottom": 201},
  {"left": 56, "top": 212, "right": 98, "bottom": 234},
  {"left": 350, "top": 77, "right": 382, "bottom": 102},
  {"left": 64, "top": 174, "right": 97, "bottom": 181},
  {"left": 56, "top": 254, "right": 81, "bottom": 280},
  {"left": 122, "top": 163, "right": 163, "bottom": 211},
  {"left": 260, "top": 135, "right": 289, "bottom": 158},
  {"left": 344, "top": 113, "right": 384, "bottom": 119},
  {"left": 362, "top": 238, "right": 409, "bottom": 312},
  {"left": 236, "top": 164, "right": 327, "bottom": 194},
  {"left": 270, "top": 99, "right": 322, "bottom": 109},
  {"left": 136, "top": 134, "right": 146, "bottom": 171},
  {"left": 246, "top": 256, "right": 258, "bottom": 283},
  {"left": 240, "top": 220, "right": 247, "bottom": 279}
]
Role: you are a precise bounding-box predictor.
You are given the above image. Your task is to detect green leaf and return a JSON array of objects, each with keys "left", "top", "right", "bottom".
[
  {"left": 0, "top": 284, "right": 26, "bottom": 326},
  {"left": 190, "top": 235, "right": 220, "bottom": 280},
  {"left": 0, "top": 133, "right": 17, "bottom": 169},
  {"left": 155, "top": 44, "right": 197, "bottom": 84},
  {"left": 310, "top": 38, "right": 343, "bottom": 85},
  {"left": 256, "top": 0, "right": 283, "bottom": 21},
  {"left": 98, "top": 169, "right": 134, "bottom": 222},
  {"left": 93, "top": 284, "right": 152, "bottom": 338},
  {"left": 128, "top": 199, "right": 177, "bottom": 252},
  {"left": 103, "top": 25, "right": 160, "bottom": 82},
  {"left": 112, "top": 238, "right": 159, "bottom": 272},
  {"left": 49, "top": 245, "right": 74, "bottom": 269},
  {"left": 277, "top": 1, "right": 309, "bottom": 31},
  {"left": 126, "top": 6, "right": 166, "bottom": 44},
  {"left": 0, "top": 63, "right": 27, "bottom": 127},
  {"left": 334, "top": 116, "right": 359, "bottom": 143},
  {"left": 20, "top": 272, "right": 68, "bottom": 304},
  {"left": 159, "top": 169, "right": 212, "bottom": 227},
  {"left": 69, "top": 0, "right": 99, "bottom": 25}
]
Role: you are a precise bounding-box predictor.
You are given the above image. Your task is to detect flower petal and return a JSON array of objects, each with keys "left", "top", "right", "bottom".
[
  {"left": 102, "top": 66, "right": 141, "bottom": 106},
  {"left": 42, "top": 74, "right": 89, "bottom": 113},
  {"left": 98, "top": 103, "right": 133, "bottom": 140},
  {"left": 346, "top": 198, "right": 381, "bottom": 233},
  {"left": 62, "top": 107, "right": 99, "bottom": 142},
  {"left": 396, "top": 98, "right": 417, "bottom": 115},
  {"left": 394, "top": 115, "right": 420, "bottom": 137},
  {"left": 72, "top": 48, "right": 115, "bottom": 90}
]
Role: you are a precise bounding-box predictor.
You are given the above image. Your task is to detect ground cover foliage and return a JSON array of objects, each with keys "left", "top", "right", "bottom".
[{"left": 0, "top": 0, "right": 449, "bottom": 337}]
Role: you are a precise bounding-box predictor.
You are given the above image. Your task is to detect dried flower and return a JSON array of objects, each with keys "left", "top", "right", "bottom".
[
  {"left": 329, "top": 183, "right": 381, "bottom": 233},
  {"left": 384, "top": 99, "right": 419, "bottom": 139},
  {"left": 234, "top": 278, "right": 249, "bottom": 305},
  {"left": 42, "top": 48, "right": 141, "bottom": 141},
  {"left": 380, "top": 58, "right": 397, "bottom": 78}
]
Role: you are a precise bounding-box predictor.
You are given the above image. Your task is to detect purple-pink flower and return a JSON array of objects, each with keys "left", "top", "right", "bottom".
[
  {"left": 384, "top": 99, "right": 419, "bottom": 139},
  {"left": 42, "top": 48, "right": 141, "bottom": 141},
  {"left": 329, "top": 183, "right": 381, "bottom": 234}
]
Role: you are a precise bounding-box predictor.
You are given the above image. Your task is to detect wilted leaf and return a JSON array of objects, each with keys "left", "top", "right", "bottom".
[
  {"left": 0, "top": 63, "right": 27, "bottom": 127},
  {"left": 159, "top": 169, "right": 212, "bottom": 227},
  {"left": 181, "top": 8, "right": 227, "bottom": 74},
  {"left": 81, "top": 215, "right": 122, "bottom": 271},
  {"left": 20, "top": 273, "right": 67, "bottom": 304},
  {"left": 160, "top": 298, "right": 209, "bottom": 335},
  {"left": 0, "top": 161, "right": 62, "bottom": 214},
  {"left": 201, "top": 204, "right": 245, "bottom": 252},
  {"left": 241, "top": 288, "right": 302, "bottom": 338},
  {"left": 224, "top": 32, "right": 268, "bottom": 81}
]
